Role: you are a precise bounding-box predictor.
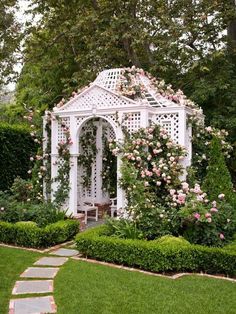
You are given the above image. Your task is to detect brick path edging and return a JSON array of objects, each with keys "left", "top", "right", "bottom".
[{"left": 0, "top": 240, "right": 74, "bottom": 253}]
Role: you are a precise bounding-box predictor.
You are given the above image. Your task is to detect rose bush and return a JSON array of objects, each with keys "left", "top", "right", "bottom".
[{"left": 109, "top": 124, "right": 236, "bottom": 247}]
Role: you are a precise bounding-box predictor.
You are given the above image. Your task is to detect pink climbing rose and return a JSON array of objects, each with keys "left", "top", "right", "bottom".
[
  {"left": 219, "top": 233, "right": 225, "bottom": 240},
  {"left": 210, "top": 207, "right": 218, "bottom": 213},
  {"left": 194, "top": 213, "right": 201, "bottom": 220}
]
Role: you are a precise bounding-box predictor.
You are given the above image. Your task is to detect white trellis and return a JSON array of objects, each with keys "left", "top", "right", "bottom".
[{"left": 47, "top": 68, "right": 197, "bottom": 217}]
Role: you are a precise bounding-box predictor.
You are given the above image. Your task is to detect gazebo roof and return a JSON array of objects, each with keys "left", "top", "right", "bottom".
[
  {"left": 53, "top": 67, "right": 202, "bottom": 115},
  {"left": 93, "top": 68, "right": 174, "bottom": 108}
]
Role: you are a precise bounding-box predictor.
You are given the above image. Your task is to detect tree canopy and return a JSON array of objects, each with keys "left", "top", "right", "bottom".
[
  {"left": 0, "top": 0, "right": 21, "bottom": 86},
  {"left": 16, "top": 0, "right": 236, "bottom": 108}
]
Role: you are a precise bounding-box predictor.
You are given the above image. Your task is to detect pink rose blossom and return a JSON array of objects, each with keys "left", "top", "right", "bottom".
[
  {"left": 212, "top": 201, "right": 217, "bottom": 207},
  {"left": 197, "top": 195, "right": 204, "bottom": 202},
  {"left": 194, "top": 213, "right": 201, "bottom": 220},
  {"left": 205, "top": 213, "right": 211, "bottom": 218},
  {"left": 210, "top": 207, "right": 218, "bottom": 213},
  {"left": 177, "top": 193, "right": 186, "bottom": 204},
  {"left": 219, "top": 233, "right": 225, "bottom": 240},
  {"left": 181, "top": 182, "right": 189, "bottom": 191}
]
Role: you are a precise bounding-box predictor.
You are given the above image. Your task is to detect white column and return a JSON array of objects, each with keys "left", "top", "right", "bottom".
[
  {"left": 68, "top": 155, "right": 78, "bottom": 216},
  {"left": 42, "top": 115, "right": 48, "bottom": 199},
  {"left": 95, "top": 120, "right": 104, "bottom": 203},
  {"left": 178, "top": 108, "right": 188, "bottom": 180},
  {"left": 51, "top": 117, "right": 59, "bottom": 200},
  {"left": 117, "top": 155, "right": 125, "bottom": 212},
  {"left": 140, "top": 107, "right": 149, "bottom": 128},
  {"left": 116, "top": 123, "right": 125, "bottom": 213},
  {"left": 68, "top": 116, "right": 78, "bottom": 216}
]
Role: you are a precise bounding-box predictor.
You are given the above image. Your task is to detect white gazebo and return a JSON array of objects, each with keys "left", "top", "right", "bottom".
[{"left": 47, "top": 68, "right": 198, "bottom": 217}]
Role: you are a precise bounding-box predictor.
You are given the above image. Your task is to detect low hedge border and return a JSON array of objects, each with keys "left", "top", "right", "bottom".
[
  {"left": 76, "top": 225, "right": 236, "bottom": 276},
  {"left": 0, "top": 219, "right": 79, "bottom": 248}
]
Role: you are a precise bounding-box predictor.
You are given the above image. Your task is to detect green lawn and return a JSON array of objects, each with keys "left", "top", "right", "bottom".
[
  {"left": 55, "top": 259, "right": 236, "bottom": 314},
  {"left": 0, "top": 246, "right": 41, "bottom": 314}
]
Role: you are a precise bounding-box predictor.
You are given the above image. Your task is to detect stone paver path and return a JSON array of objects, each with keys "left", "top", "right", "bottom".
[
  {"left": 9, "top": 246, "right": 79, "bottom": 313},
  {"left": 12, "top": 280, "right": 53, "bottom": 295},
  {"left": 34, "top": 256, "right": 68, "bottom": 266},
  {"left": 21, "top": 267, "right": 60, "bottom": 279},
  {"left": 50, "top": 248, "right": 78, "bottom": 257},
  {"left": 9, "top": 296, "right": 56, "bottom": 314}
]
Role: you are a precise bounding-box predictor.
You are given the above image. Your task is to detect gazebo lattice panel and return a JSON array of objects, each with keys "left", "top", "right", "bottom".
[
  {"left": 123, "top": 112, "right": 141, "bottom": 133},
  {"left": 47, "top": 67, "right": 197, "bottom": 217},
  {"left": 154, "top": 113, "right": 179, "bottom": 143},
  {"left": 57, "top": 117, "right": 70, "bottom": 144}
]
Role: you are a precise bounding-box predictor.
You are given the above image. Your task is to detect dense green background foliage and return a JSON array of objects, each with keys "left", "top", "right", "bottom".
[{"left": 0, "top": 123, "right": 37, "bottom": 191}]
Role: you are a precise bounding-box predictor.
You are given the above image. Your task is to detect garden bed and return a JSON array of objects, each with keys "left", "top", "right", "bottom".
[
  {"left": 76, "top": 225, "right": 236, "bottom": 276},
  {"left": 0, "top": 219, "right": 79, "bottom": 248}
]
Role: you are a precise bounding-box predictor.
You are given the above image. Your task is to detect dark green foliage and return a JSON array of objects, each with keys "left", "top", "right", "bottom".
[
  {"left": 137, "top": 206, "right": 181, "bottom": 240},
  {"left": 0, "top": 219, "right": 79, "bottom": 248},
  {"left": 0, "top": 123, "right": 37, "bottom": 191},
  {"left": 43, "top": 220, "right": 80, "bottom": 246},
  {"left": 178, "top": 200, "right": 236, "bottom": 247},
  {"left": 105, "top": 206, "right": 181, "bottom": 241},
  {"left": 105, "top": 218, "right": 143, "bottom": 240},
  {"left": 0, "top": 197, "right": 67, "bottom": 228},
  {"left": 14, "top": 221, "right": 43, "bottom": 247},
  {"left": 202, "top": 136, "right": 235, "bottom": 203},
  {"left": 0, "top": 221, "right": 16, "bottom": 243},
  {"left": 76, "top": 225, "right": 236, "bottom": 276}
]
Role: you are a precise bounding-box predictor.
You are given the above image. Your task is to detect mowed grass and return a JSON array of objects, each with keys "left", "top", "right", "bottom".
[
  {"left": 0, "top": 246, "right": 41, "bottom": 314},
  {"left": 55, "top": 259, "right": 236, "bottom": 314}
]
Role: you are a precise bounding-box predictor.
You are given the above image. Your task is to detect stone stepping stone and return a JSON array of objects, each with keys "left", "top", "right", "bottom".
[
  {"left": 12, "top": 280, "right": 53, "bottom": 295},
  {"left": 9, "top": 296, "right": 56, "bottom": 314},
  {"left": 21, "top": 267, "right": 59, "bottom": 279},
  {"left": 34, "top": 256, "right": 68, "bottom": 266},
  {"left": 50, "top": 248, "right": 78, "bottom": 257}
]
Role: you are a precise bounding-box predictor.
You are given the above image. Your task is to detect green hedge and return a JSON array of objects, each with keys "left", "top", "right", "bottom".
[
  {"left": 0, "top": 219, "right": 79, "bottom": 248},
  {"left": 76, "top": 225, "right": 236, "bottom": 276},
  {"left": 0, "top": 123, "right": 37, "bottom": 191}
]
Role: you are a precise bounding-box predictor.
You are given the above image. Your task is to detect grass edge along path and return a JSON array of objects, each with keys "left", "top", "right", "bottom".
[
  {"left": 0, "top": 246, "right": 42, "bottom": 314},
  {"left": 54, "top": 259, "right": 236, "bottom": 314}
]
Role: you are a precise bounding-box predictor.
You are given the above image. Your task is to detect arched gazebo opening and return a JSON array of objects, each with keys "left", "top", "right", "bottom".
[{"left": 77, "top": 117, "right": 117, "bottom": 212}]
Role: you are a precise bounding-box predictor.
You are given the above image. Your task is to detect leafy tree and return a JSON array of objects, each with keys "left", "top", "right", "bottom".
[
  {"left": 0, "top": 0, "right": 21, "bottom": 86},
  {"left": 202, "top": 136, "right": 235, "bottom": 204},
  {"left": 16, "top": 0, "right": 236, "bottom": 109}
]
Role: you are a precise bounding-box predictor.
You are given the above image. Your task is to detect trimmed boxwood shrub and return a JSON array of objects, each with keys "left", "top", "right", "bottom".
[
  {"left": 15, "top": 221, "right": 43, "bottom": 247},
  {"left": 43, "top": 220, "right": 80, "bottom": 247},
  {"left": 76, "top": 225, "right": 236, "bottom": 276},
  {"left": 0, "top": 123, "right": 37, "bottom": 191},
  {"left": 0, "top": 219, "right": 79, "bottom": 248}
]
